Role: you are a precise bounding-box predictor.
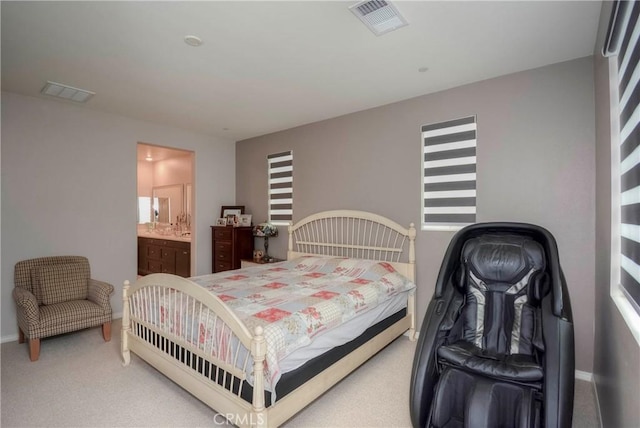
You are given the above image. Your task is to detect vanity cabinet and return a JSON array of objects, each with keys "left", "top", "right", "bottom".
[
  {"left": 138, "top": 237, "right": 191, "bottom": 277},
  {"left": 211, "top": 226, "right": 253, "bottom": 273}
]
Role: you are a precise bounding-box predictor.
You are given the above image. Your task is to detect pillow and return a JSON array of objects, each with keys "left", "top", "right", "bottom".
[
  {"left": 286, "top": 256, "right": 339, "bottom": 273},
  {"left": 32, "top": 263, "right": 89, "bottom": 305}
]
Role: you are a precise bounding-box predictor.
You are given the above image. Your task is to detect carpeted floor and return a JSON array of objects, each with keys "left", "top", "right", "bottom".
[{"left": 1, "top": 319, "right": 600, "bottom": 427}]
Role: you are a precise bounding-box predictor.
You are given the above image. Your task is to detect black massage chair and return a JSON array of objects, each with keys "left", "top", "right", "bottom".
[{"left": 410, "top": 223, "right": 574, "bottom": 428}]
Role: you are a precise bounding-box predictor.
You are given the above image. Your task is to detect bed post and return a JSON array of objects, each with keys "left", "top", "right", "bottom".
[
  {"left": 408, "top": 223, "right": 417, "bottom": 341},
  {"left": 287, "top": 222, "right": 294, "bottom": 260},
  {"left": 121, "top": 280, "right": 131, "bottom": 366},
  {"left": 408, "top": 223, "right": 416, "bottom": 267},
  {"left": 251, "top": 326, "right": 267, "bottom": 428}
]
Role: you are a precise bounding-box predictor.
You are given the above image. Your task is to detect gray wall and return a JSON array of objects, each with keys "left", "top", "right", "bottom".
[
  {"left": 1, "top": 92, "right": 236, "bottom": 341},
  {"left": 593, "top": 2, "right": 640, "bottom": 427},
  {"left": 237, "top": 57, "right": 596, "bottom": 373}
]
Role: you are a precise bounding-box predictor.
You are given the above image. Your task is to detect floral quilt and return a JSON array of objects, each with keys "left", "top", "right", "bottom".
[{"left": 148, "top": 256, "right": 416, "bottom": 396}]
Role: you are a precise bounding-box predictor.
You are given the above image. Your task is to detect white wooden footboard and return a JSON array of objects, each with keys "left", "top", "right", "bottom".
[
  {"left": 121, "top": 273, "right": 415, "bottom": 427},
  {"left": 121, "top": 273, "right": 268, "bottom": 427}
]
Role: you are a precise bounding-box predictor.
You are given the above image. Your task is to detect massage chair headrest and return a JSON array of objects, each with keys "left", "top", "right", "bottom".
[{"left": 456, "top": 234, "right": 548, "bottom": 300}]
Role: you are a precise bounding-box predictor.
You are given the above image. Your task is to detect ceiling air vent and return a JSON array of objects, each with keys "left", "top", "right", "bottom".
[
  {"left": 349, "top": 0, "right": 408, "bottom": 36},
  {"left": 41, "top": 81, "right": 95, "bottom": 103}
]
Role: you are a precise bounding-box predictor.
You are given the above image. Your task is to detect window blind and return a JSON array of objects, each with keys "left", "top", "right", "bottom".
[
  {"left": 610, "top": 0, "right": 640, "bottom": 313},
  {"left": 268, "top": 151, "right": 293, "bottom": 224},
  {"left": 422, "top": 115, "right": 477, "bottom": 229}
]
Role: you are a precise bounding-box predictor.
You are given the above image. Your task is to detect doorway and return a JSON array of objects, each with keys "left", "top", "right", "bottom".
[{"left": 137, "top": 143, "right": 195, "bottom": 277}]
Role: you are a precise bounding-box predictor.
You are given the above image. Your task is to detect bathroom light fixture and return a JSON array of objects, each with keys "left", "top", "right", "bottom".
[
  {"left": 145, "top": 155, "right": 153, "bottom": 161},
  {"left": 41, "top": 81, "right": 95, "bottom": 103}
]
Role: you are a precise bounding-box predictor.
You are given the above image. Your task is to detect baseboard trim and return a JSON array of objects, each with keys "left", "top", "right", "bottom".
[
  {"left": 404, "top": 330, "right": 420, "bottom": 339},
  {"left": 1, "top": 333, "right": 19, "bottom": 344},
  {"left": 575, "top": 370, "right": 593, "bottom": 382},
  {"left": 592, "top": 374, "right": 604, "bottom": 428}
]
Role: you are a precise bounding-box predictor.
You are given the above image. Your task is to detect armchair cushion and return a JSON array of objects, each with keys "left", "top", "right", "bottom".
[
  {"left": 32, "top": 262, "right": 89, "bottom": 305},
  {"left": 39, "top": 300, "right": 107, "bottom": 330}
]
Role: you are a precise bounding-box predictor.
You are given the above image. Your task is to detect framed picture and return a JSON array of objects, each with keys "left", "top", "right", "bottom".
[
  {"left": 226, "top": 215, "right": 237, "bottom": 226},
  {"left": 220, "top": 205, "right": 244, "bottom": 218},
  {"left": 216, "top": 218, "right": 226, "bottom": 226},
  {"left": 238, "top": 214, "right": 252, "bottom": 227}
]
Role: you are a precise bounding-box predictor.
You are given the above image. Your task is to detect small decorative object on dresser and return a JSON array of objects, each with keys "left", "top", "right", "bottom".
[{"left": 216, "top": 218, "right": 226, "bottom": 226}]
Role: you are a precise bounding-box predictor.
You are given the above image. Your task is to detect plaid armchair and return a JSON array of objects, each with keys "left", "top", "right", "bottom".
[{"left": 13, "top": 256, "right": 114, "bottom": 361}]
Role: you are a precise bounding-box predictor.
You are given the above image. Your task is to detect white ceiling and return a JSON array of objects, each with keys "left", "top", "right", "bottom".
[
  {"left": 1, "top": 1, "right": 602, "bottom": 141},
  {"left": 137, "top": 143, "right": 192, "bottom": 163}
]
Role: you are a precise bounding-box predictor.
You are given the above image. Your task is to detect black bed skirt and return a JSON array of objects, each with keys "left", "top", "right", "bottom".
[{"left": 134, "top": 308, "right": 406, "bottom": 405}]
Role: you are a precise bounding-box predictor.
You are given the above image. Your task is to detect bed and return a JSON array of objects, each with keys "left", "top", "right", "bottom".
[{"left": 121, "top": 210, "right": 416, "bottom": 427}]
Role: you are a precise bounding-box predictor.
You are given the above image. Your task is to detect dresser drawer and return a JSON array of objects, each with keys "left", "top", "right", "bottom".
[
  {"left": 215, "top": 241, "right": 231, "bottom": 253},
  {"left": 214, "top": 228, "right": 232, "bottom": 240},
  {"left": 161, "top": 248, "right": 176, "bottom": 269},
  {"left": 214, "top": 261, "right": 232, "bottom": 272},
  {"left": 215, "top": 250, "right": 231, "bottom": 261},
  {"left": 148, "top": 259, "right": 162, "bottom": 273},
  {"left": 147, "top": 245, "right": 162, "bottom": 260}
]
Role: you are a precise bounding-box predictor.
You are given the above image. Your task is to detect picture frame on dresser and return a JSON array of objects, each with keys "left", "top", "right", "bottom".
[
  {"left": 238, "top": 214, "right": 252, "bottom": 227},
  {"left": 216, "top": 218, "right": 226, "bottom": 226},
  {"left": 220, "top": 205, "right": 244, "bottom": 218}
]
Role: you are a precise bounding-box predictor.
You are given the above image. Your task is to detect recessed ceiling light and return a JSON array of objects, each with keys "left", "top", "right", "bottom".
[
  {"left": 184, "top": 35, "right": 203, "bottom": 47},
  {"left": 145, "top": 155, "right": 153, "bottom": 161}
]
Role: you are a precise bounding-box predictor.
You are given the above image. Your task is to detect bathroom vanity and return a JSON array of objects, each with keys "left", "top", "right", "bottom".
[{"left": 138, "top": 233, "right": 191, "bottom": 277}]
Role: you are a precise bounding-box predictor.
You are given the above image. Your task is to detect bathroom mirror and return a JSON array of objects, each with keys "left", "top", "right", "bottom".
[
  {"left": 152, "top": 184, "right": 184, "bottom": 224},
  {"left": 185, "top": 183, "right": 192, "bottom": 219}
]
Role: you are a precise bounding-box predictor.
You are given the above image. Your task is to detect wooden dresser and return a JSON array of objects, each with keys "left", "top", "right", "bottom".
[
  {"left": 138, "top": 236, "right": 191, "bottom": 277},
  {"left": 211, "top": 226, "right": 254, "bottom": 273}
]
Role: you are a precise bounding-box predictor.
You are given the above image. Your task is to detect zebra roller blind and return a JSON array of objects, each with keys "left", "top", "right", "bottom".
[
  {"left": 606, "top": 0, "right": 640, "bottom": 313},
  {"left": 268, "top": 150, "right": 293, "bottom": 224},
  {"left": 421, "top": 115, "right": 477, "bottom": 230}
]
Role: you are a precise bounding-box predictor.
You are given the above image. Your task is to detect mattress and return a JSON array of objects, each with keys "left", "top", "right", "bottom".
[{"left": 278, "top": 289, "right": 409, "bottom": 373}]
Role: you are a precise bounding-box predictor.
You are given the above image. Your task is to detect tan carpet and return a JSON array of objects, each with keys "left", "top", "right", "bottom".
[{"left": 1, "top": 319, "right": 599, "bottom": 427}]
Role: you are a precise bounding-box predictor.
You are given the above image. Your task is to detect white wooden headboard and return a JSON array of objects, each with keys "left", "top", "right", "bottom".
[{"left": 287, "top": 210, "right": 416, "bottom": 282}]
